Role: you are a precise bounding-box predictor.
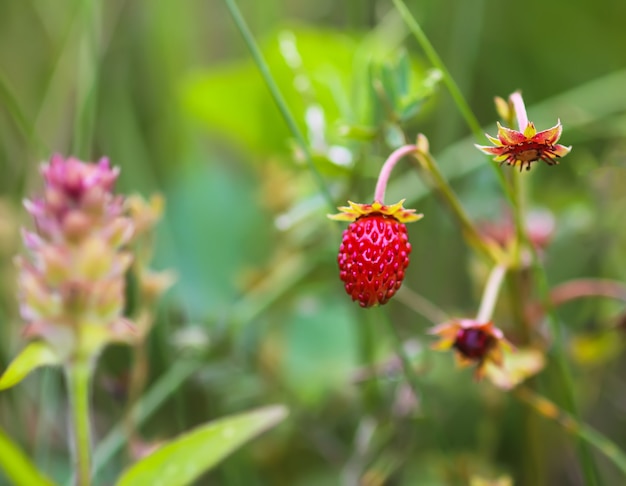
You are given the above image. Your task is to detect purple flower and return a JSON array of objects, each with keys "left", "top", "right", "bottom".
[{"left": 17, "top": 155, "right": 135, "bottom": 358}]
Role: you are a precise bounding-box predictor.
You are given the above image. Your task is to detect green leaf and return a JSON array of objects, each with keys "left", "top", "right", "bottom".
[
  {"left": 116, "top": 405, "right": 288, "bottom": 486},
  {"left": 0, "top": 342, "right": 60, "bottom": 391},
  {"left": 181, "top": 26, "right": 357, "bottom": 157},
  {"left": 0, "top": 427, "right": 55, "bottom": 485}
]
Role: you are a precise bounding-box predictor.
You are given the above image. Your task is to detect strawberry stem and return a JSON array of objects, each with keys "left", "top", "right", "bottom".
[
  {"left": 374, "top": 144, "right": 419, "bottom": 203},
  {"left": 510, "top": 91, "right": 529, "bottom": 131},
  {"left": 476, "top": 264, "right": 507, "bottom": 323}
]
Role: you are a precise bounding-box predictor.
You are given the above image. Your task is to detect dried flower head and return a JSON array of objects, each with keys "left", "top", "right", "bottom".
[
  {"left": 476, "top": 121, "right": 571, "bottom": 171},
  {"left": 475, "top": 92, "right": 571, "bottom": 171},
  {"left": 328, "top": 200, "right": 422, "bottom": 307},
  {"left": 429, "top": 319, "right": 512, "bottom": 379},
  {"left": 17, "top": 154, "right": 135, "bottom": 359}
]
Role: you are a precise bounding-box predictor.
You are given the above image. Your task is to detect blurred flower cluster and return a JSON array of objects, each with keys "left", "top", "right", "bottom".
[{"left": 16, "top": 155, "right": 136, "bottom": 360}]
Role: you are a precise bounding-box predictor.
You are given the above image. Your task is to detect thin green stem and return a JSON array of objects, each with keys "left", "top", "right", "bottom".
[
  {"left": 381, "top": 312, "right": 424, "bottom": 404},
  {"left": 516, "top": 386, "right": 626, "bottom": 477},
  {"left": 506, "top": 95, "right": 600, "bottom": 484},
  {"left": 72, "top": 0, "right": 100, "bottom": 159},
  {"left": 390, "top": 0, "right": 481, "bottom": 139},
  {"left": 395, "top": 285, "right": 449, "bottom": 325},
  {"left": 92, "top": 359, "right": 200, "bottom": 481},
  {"left": 223, "top": 0, "right": 334, "bottom": 210},
  {"left": 66, "top": 360, "right": 93, "bottom": 486},
  {"left": 412, "top": 146, "right": 502, "bottom": 263},
  {"left": 510, "top": 172, "right": 525, "bottom": 268},
  {"left": 529, "top": 245, "right": 602, "bottom": 485},
  {"left": 391, "top": 0, "right": 513, "bottom": 202},
  {"left": 0, "top": 73, "right": 48, "bottom": 153}
]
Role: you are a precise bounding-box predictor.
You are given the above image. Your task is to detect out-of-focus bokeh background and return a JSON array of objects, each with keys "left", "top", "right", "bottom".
[{"left": 1, "top": 0, "right": 626, "bottom": 484}]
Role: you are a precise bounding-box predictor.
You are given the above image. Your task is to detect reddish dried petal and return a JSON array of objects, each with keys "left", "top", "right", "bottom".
[
  {"left": 475, "top": 145, "right": 507, "bottom": 156},
  {"left": 531, "top": 121, "right": 562, "bottom": 145},
  {"left": 551, "top": 144, "right": 572, "bottom": 157},
  {"left": 496, "top": 123, "right": 527, "bottom": 145}
]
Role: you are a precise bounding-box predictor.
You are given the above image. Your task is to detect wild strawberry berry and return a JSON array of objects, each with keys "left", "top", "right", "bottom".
[
  {"left": 329, "top": 200, "right": 422, "bottom": 307},
  {"left": 338, "top": 215, "right": 410, "bottom": 307}
]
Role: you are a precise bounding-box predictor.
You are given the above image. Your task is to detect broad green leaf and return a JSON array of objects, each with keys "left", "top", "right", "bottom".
[
  {"left": 116, "top": 405, "right": 288, "bottom": 486},
  {"left": 181, "top": 27, "right": 357, "bottom": 157},
  {"left": 0, "top": 427, "right": 55, "bottom": 486},
  {"left": 0, "top": 342, "right": 59, "bottom": 391}
]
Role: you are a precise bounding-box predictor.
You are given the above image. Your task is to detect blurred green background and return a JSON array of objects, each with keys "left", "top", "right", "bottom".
[{"left": 1, "top": 0, "right": 626, "bottom": 484}]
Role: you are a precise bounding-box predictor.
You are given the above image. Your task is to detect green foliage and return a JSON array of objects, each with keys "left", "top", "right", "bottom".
[
  {"left": 0, "top": 427, "right": 55, "bottom": 486},
  {"left": 0, "top": 342, "right": 59, "bottom": 391},
  {"left": 0, "top": 0, "right": 626, "bottom": 484},
  {"left": 116, "top": 405, "right": 288, "bottom": 486}
]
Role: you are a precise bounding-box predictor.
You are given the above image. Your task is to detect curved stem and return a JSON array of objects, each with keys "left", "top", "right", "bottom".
[
  {"left": 396, "top": 286, "right": 449, "bottom": 325},
  {"left": 412, "top": 148, "right": 503, "bottom": 263},
  {"left": 476, "top": 264, "right": 507, "bottom": 322},
  {"left": 510, "top": 91, "right": 529, "bottom": 130},
  {"left": 550, "top": 279, "right": 626, "bottom": 306},
  {"left": 374, "top": 144, "right": 418, "bottom": 203},
  {"left": 66, "top": 359, "right": 93, "bottom": 486}
]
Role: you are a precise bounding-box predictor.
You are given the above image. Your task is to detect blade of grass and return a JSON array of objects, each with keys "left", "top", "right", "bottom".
[
  {"left": 91, "top": 358, "right": 201, "bottom": 484},
  {"left": 516, "top": 386, "right": 626, "bottom": 476},
  {"left": 222, "top": 0, "right": 335, "bottom": 211},
  {"left": 528, "top": 241, "right": 602, "bottom": 485},
  {"left": 390, "top": 0, "right": 513, "bottom": 202},
  {"left": 0, "top": 73, "right": 48, "bottom": 153},
  {"left": 0, "top": 427, "right": 54, "bottom": 486},
  {"left": 71, "top": 0, "right": 101, "bottom": 159},
  {"left": 391, "top": 0, "right": 481, "bottom": 139}
]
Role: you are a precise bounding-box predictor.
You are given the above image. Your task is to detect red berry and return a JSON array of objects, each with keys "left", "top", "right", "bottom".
[{"left": 337, "top": 214, "right": 411, "bottom": 307}]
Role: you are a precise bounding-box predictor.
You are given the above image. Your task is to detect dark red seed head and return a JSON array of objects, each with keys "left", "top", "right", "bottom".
[
  {"left": 453, "top": 327, "right": 495, "bottom": 360},
  {"left": 337, "top": 214, "right": 411, "bottom": 307}
]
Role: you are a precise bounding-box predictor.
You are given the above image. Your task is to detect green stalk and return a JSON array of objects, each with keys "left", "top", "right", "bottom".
[
  {"left": 506, "top": 94, "right": 601, "bottom": 484},
  {"left": 412, "top": 147, "right": 503, "bottom": 264},
  {"left": 391, "top": 0, "right": 481, "bottom": 139},
  {"left": 92, "top": 359, "right": 200, "bottom": 481},
  {"left": 72, "top": 0, "right": 100, "bottom": 159},
  {"left": 530, "top": 246, "right": 602, "bottom": 485},
  {"left": 223, "top": 0, "right": 334, "bottom": 210},
  {"left": 516, "top": 386, "right": 626, "bottom": 476},
  {"left": 66, "top": 359, "right": 94, "bottom": 486},
  {"left": 391, "top": 0, "right": 513, "bottom": 202},
  {"left": 380, "top": 311, "right": 424, "bottom": 405},
  {"left": 0, "top": 73, "right": 48, "bottom": 153},
  {"left": 508, "top": 171, "right": 545, "bottom": 483}
]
